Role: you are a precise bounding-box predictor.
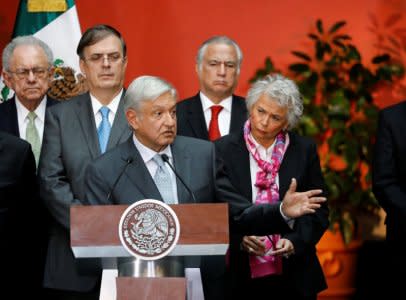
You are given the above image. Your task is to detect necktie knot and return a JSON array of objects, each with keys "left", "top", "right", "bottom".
[
  {"left": 153, "top": 154, "right": 165, "bottom": 167},
  {"left": 152, "top": 154, "right": 175, "bottom": 204},
  {"left": 100, "top": 106, "right": 110, "bottom": 119},
  {"left": 27, "top": 111, "right": 37, "bottom": 122},
  {"left": 208, "top": 105, "right": 223, "bottom": 141},
  {"left": 211, "top": 105, "right": 223, "bottom": 116}
]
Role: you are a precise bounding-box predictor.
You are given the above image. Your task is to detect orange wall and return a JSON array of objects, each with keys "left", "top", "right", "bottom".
[{"left": 1, "top": 0, "right": 405, "bottom": 107}]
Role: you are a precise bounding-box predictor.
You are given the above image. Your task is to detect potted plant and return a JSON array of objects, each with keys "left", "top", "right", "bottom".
[{"left": 251, "top": 19, "right": 404, "bottom": 298}]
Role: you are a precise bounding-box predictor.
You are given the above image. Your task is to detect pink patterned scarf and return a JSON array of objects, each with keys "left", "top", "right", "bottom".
[{"left": 243, "top": 119, "right": 287, "bottom": 278}]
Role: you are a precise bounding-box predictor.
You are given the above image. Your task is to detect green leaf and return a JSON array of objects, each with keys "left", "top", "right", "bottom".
[
  {"left": 289, "top": 63, "right": 310, "bottom": 73},
  {"left": 328, "top": 21, "right": 346, "bottom": 33},
  {"left": 333, "top": 40, "right": 347, "bottom": 50},
  {"left": 346, "top": 45, "right": 361, "bottom": 61},
  {"left": 372, "top": 54, "right": 390, "bottom": 64},
  {"left": 291, "top": 51, "right": 312, "bottom": 62},
  {"left": 1, "top": 86, "right": 10, "bottom": 101},
  {"left": 308, "top": 33, "right": 319, "bottom": 41},
  {"left": 53, "top": 58, "right": 64, "bottom": 67},
  {"left": 316, "top": 19, "right": 324, "bottom": 34},
  {"left": 333, "top": 34, "right": 351, "bottom": 41},
  {"left": 264, "top": 57, "right": 274, "bottom": 71},
  {"left": 316, "top": 40, "right": 325, "bottom": 61}
]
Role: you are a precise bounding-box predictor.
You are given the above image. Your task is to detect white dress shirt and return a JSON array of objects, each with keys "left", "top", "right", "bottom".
[
  {"left": 15, "top": 95, "right": 47, "bottom": 144},
  {"left": 200, "top": 92, "right": 232, "bottom": 136},
  {"left": 132, "top": 135, "right": 179, "bottom": 204},
  {"left": 90, "top": 89, "right": 123, "bottom": 128}
]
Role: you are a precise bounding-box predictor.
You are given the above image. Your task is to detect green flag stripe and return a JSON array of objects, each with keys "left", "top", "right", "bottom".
[{"left": 13, "top": 0, "right": 75, "bottom": 37}]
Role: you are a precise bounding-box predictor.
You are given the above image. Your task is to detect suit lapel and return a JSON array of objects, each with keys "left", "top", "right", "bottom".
[
  {"left": 107, "top": 93, "right": 128, "bottom": 150},
  {"left": 74, "top": 93, "right": 101, "bottom": 158},
  {"left": 171, "top": 138, "right": 192, "bottom": 203},
  {"left": 2, "top": 98, "right": 20, "bottom": 137},
  {"left": 278, "top": 132, "right": 297, "bottom": 199},
  {"left": 228, "top": 133, "right": 252, "bottom": 200},
  {"left": 121, "top": 138, "right": 163, "bottom": 200},
  {"left": 229, "top": 95, "right": 247, "bottom": 133},
  {"left": 187, "top": 94, "right": 209, "bottom": 140}
]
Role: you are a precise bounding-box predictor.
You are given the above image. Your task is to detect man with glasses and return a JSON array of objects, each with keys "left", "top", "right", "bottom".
[
  {"left": 0, "top": 35, "right": 58, "bottom": 166},
  {"left": 38, "top": 24, "right": 131, "bottom": 300},
  {"left": 0, "top": 35, "right": 57, "bottom": 297}
]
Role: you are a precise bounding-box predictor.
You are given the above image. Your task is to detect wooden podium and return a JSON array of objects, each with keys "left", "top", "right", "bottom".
[{"left": 71, "top": 203, "right": 229, "bottom": 300}]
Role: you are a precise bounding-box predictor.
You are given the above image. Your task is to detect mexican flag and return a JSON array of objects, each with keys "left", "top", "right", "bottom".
[{"left": 1, "top": 0, "right": 81, "bottom": 101}]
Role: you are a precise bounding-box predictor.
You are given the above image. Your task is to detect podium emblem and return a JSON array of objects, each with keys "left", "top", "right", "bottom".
[{"left": 119, "top": 199, "right": 180, "bottom": 260}]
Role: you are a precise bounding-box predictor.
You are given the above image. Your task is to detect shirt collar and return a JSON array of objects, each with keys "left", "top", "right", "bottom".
[
  {"left": 199, "top": 92, "right": 232, "bottom": 113},
  {"left": 132, "top": 135, "right": 173, "bottom": 163},
  {"left": 15, "top": 95, "right": 47, "bottom": 123},
  {"left": 90, "top": 89, "right": 123, "bottom": 116},
  {"left": 249, "top": 131, "right": 290, "bottom": 156}
]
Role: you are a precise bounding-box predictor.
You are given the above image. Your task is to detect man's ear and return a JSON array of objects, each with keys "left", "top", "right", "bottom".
[
  {"left": 79, "top": 59, "right": 86, "bottom": 77},
  {"left": 2, "top": 69, "right": 12, "bottom": 88},
  {"left": 195, "top": 63, "right": 199, "bottom": 75},
  {"left": 126, "top": 108, "right": 139, "bottom": 130}
]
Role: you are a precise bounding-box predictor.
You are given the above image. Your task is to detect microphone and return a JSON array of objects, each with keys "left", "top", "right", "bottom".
[
  {"left": 106, "top": 157, "right": 133, "bottom": 203},
  {"left": 160, "top": 154, "right": 197, "bottom": 203}
]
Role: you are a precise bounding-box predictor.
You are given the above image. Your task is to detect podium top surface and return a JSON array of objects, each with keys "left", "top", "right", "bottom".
[{"left": 71, "top": 203, "right": 229, "bottom": 258}]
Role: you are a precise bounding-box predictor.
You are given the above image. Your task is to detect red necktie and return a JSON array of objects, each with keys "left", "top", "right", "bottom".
[{"left": 208, "top": 105, "right": 223, "bottom": 141}]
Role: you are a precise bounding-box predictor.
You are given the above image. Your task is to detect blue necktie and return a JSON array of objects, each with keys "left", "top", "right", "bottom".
[
  {"left": 98, "top": 107, "right": 111, "bottom": 153},
  {"left": 153, "top": 154, "right": 175, "bottom": 204}
]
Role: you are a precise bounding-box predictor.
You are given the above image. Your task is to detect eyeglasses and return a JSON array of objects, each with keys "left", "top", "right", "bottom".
[
  {"left": 84, "top": 52, "right": 124, "bottom": 64},
  {"left": 7, "top": 67, "right": 49, "bottom": 80}
]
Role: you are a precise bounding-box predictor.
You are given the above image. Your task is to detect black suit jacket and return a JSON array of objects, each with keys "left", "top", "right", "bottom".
[
  {"left": 215, "top": 130, "right": 329, "bottom": 297},
  {"left": 0, "top": 96, "right": 58, "bottom": 137},
  {"left": 0, "top": 131, "right": 44, "bottom": 296},
  {"left": 373, "top": 101, "right": 406, "bottom": 243},
  {"left": 176, "top": 93, "right": 247, "bottom": 140}
]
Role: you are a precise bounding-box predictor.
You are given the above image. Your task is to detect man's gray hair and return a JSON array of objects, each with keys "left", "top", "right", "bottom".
[
  {"left": 196, "top": 36, "right": 243, "bottom": 74},
  {"left": 124, "top": 75, "right": 178, "bottom": 112},
  {"left": 246, "top": 74, "right": 303, "bottom": 129},
  {"left": 2, "top": 35, "right": 54, "bottom": 71}
]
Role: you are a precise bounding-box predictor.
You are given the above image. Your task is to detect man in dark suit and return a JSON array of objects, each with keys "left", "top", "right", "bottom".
[
  {"left": 0, "top": 131, "right": 43, "bottom": 297},
  {"left": 38, "top": 25, "right": 131, "bottom": 300},
  {"left": 84, "top": 75, "right": 326, "bottom": 300},
  {"left": 0, "top": 35, "right": 58, "bottom": 165},
  {"left": 373, "top": 100, "right": 406, "bottom": 296},
  {"left": 176, "top": 36, "right": 247, "bottom": 298},
  {"left": 177, "top": 36, "right": 247, "bottom": 141}
]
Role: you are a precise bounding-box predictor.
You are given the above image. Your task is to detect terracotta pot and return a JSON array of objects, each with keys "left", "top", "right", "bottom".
[{"left": 316, "top": 228, "right": 362, "bottom": 300}]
